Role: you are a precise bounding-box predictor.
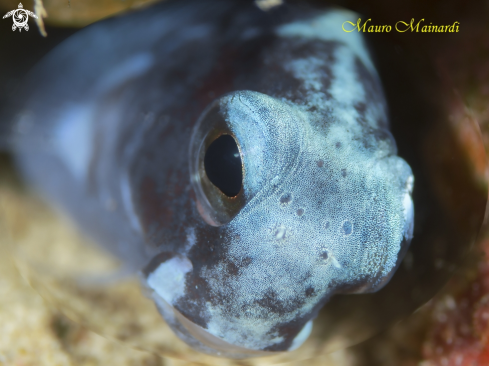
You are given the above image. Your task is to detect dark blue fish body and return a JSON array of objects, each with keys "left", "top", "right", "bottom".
[{"left": 8, "top": 0, "right": 414, "bottom": 357}]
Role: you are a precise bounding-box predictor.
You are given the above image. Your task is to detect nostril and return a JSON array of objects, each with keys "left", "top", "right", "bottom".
[{"left": 342, "top": 221, "right": 353, "bottom": 235}]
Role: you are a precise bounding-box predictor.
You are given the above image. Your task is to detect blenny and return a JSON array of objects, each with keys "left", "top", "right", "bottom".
[{"left": 7, "top": 0, "right": 414, "bottom": 358}]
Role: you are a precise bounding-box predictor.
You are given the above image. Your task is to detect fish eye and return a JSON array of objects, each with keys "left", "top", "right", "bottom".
[
  {"left": 189, "top": 100, "right": 246, "bottom": 226},
  {"left": 204, "top": 134, "right": 242, "bottom": 197}
]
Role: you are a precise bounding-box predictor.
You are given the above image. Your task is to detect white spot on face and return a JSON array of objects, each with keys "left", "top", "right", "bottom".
[
  {"left": 94, "top": 53, "right": 154, "bottom": 95},
  {"left": 185, "top": 227, "right": 197, "bottom": 251},
  {"left": 330, "top": 46, "right": 365, "bottom": 108},
  {"left": 286, "top": 57, "right": 326, "bottom": 93},
  {"left": 146, "top": 256, "right": 193, "bottom": 305},
  {"left": 289, "top": 320, "right": 313, "bottom": 350},
  {"left": 274, "top": 225, "right": 286, "bottom": 240},
  {"left": 406, "top": 174, "right": 414, "bottom": 194},
  {"left": 331, "top": 255, "right": 343, "bottom": 269},
  {"left": 120, "top": 172, "right": 142, "bottom": 233},
  {"left": 53, "top": 104, "right": 94, "bottom": 181},
  {"left": 255, "top": 0, "right": 283, "bottom": 12},
  {"left": 402, "top": 175, "right": 415, "bottom": 240}
]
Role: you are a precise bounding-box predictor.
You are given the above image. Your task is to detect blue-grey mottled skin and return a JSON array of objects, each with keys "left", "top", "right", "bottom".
[{"left": 8, "top": 0, "right": 414, "bottom": 358}]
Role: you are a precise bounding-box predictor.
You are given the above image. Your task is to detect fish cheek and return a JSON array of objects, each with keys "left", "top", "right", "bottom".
[
  {"left": 142, "top": 251, "right": 221, "bottom": 354},
  {"left": 143, "top": 233, "right": 289, "bottom": 357}
]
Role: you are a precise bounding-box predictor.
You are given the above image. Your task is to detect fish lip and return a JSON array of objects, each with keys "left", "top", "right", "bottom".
[{"left": 151, "top": 291, "right": 282, "bottom": 358}]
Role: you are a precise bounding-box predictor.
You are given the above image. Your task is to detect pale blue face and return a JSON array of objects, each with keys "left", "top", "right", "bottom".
[
  {"left": 9, "top": 0, "right": 414, "bottom": 358},
  {"left": 143, "top": 10, "right": 414, "bottom": 356},
  {"left": 170, "top": 89, "right": 414, "bottom": 355}
]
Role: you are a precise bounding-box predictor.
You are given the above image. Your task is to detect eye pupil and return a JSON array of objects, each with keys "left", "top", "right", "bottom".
[{"left": 204, "top": 134, "right": 242, "bottom": 197}]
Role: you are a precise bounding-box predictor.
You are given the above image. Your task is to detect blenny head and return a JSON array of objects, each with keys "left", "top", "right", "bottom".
[{"left": 143, "top": 90, "right": 414, "bottom": 357}]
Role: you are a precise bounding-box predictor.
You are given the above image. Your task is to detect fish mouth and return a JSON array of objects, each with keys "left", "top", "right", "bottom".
[
  {"left": 150, "top": 291, "right": 282, "bottom": 358},
  {"left": 143, "top": 251, "right": 315, "bottom": 357}
]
